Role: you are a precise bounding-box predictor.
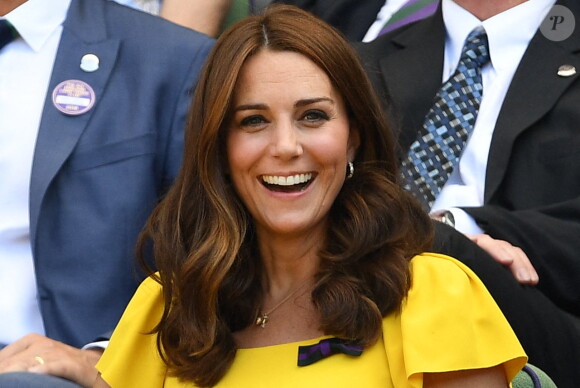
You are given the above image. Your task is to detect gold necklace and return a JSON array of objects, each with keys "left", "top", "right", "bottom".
[{"left": 255, "top": 279, "right": 312, "bottom": 328}]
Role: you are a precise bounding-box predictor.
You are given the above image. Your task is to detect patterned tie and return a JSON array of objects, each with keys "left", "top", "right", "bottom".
[
  {"left": 378, "top": 0, "right": 439, "bottom": 35},
  {"left": 401, "top": 28, "right": 490, "bottom": 210},
  {"left": 0, "top": 19, "right": 18, "bottom": 51}
]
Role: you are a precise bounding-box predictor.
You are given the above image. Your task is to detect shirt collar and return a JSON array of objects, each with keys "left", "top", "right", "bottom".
[
  {"left": 442, "top": 0, "right": 556, "bottom": 75},
  {"left": 3, "top": 0, "right": 72, "bottom": 52}
]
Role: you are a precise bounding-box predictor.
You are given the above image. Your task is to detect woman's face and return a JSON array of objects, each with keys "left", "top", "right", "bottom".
[{"left": 226, "top": 49, "right": 358, "bottom": 240}]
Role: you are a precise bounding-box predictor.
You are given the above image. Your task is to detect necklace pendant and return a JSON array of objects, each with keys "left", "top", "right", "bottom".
[{"left": 256, "top": 313, "right": 269, "bottom": 328}]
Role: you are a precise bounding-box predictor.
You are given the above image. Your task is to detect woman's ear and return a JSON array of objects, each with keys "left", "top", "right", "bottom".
[{"left": 347, "top": 127, "right": 360, "bottom": 161}]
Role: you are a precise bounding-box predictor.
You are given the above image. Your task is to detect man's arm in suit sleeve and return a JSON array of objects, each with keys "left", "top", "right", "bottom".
[{"left": 463, "top": 199, "right": 580, "bottom": 316}]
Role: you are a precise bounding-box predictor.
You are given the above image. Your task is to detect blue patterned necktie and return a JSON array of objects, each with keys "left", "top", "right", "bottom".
[{"left": 401, "top": 28, "right": 490, "bottom": 210}]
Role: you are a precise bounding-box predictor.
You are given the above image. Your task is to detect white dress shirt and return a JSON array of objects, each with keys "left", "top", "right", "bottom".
[
  {"left": 0, "top": 0, "right": 71, "bottom": 345},
  {"left": 431, "top": 0, "right": 555, "bottom": 234}
]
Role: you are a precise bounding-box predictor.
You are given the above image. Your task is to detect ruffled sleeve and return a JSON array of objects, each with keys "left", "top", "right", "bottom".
[
  {"left": 383, "top": 253, "right": 527, "bottom": 387},
  {"left": 97, "top": 275, "right": 167, "bottom": 388}
]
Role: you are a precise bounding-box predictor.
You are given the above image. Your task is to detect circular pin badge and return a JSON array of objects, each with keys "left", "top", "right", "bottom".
[
  {"left": 80, "top": 53, "right": 100, "bottom": 72},
  {"left": 557, "top": 64, "right": 576, "bottom": 77},
  {"left": 52, "top": 80, "right": 96, "bottom": 116}
]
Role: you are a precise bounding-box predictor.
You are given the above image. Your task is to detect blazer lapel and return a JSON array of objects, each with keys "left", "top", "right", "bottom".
[
  {"left": 485, "top": 0, "right": 580, "bottom": 201},
  {"left": 378, "top": 6, "right": 446, "bottom": 149},
  {"left": 29, "top": 0, "right": 120, "bottom": 245}
]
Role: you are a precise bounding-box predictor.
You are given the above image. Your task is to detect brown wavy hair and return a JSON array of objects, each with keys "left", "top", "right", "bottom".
[{"left": 137, "top": 4, "right": 433, "bottom": 387}]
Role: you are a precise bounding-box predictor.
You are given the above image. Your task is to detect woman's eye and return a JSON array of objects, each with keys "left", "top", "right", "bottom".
[
  {"left": 240, "top": 115, "right": 266, "bottom": 126},
  {"left": 302, "top": 110, "right": 329, "bottom": 122}
]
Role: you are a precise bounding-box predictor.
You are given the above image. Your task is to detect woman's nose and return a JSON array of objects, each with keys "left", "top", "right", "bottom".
[{"left": 270, "top": 122, "right": 303, "bottom": 159}]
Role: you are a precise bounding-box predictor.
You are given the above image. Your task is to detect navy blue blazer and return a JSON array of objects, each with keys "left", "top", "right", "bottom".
[{"left": 28, "top": 0, "right": 213, "bottom": 347}]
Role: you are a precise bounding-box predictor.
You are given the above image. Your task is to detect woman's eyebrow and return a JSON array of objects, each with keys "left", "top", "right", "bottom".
[
  {"left": 233, "top": 103, "right": 268, "bottom": 112},
  {"left": 233, "top": 97, "right": 333, "bottom": 112},
  {"left": 295, "top": 97, "right": 333, "bottom": 108}
]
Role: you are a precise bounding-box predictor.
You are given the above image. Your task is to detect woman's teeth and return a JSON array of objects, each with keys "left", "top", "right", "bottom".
[{"left": 262, "top": 173, "right": 312, "bottom": 186}]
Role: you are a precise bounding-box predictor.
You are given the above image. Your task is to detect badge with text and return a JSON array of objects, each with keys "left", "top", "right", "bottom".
[{"left": 52, "top": 79, "right": 96, "bottom": 115}]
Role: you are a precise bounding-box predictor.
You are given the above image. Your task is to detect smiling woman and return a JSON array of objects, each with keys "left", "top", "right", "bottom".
[{"left": 94, "top": 4, "right": 527, "bottom": 388}]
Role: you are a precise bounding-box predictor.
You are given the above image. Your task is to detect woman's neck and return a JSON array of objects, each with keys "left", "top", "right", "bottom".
[{"left": 257, "top": 231, "right": 322, "bottom": 294}]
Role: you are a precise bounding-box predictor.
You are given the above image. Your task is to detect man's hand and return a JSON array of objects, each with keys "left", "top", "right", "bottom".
[
  {"left": 0, "top": 333, "right": 102, "bottom": 388},
  {"left": 467, "top": 234, "right": 539, "bottom": 285}
]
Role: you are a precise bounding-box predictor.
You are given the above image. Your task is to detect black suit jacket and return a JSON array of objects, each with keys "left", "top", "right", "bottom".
[
  {"left": 272, "top": 0, "right": 384, "bottom": 40},
  {"left": 356, "top": 0, "right": 580, "bottom": 316}
]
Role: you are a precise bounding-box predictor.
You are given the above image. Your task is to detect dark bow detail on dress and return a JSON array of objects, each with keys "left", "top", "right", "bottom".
[{"left": 297, "top": 338, "right": 363, "bottom": 366}]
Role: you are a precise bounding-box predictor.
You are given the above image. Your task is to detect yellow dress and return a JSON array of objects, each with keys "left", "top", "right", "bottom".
[{"left": 97, "top": 253, "right": 527, "bottom": 387}]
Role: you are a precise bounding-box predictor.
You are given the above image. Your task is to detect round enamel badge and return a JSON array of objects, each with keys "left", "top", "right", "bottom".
[{"left": 52, "top": 79, "right": 96, "bottom": 116}]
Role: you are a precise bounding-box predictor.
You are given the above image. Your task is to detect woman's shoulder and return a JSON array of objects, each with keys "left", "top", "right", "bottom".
[
  {"left": 98, "top": 274, "right": 168, "bottom": 386},
  {"left": 408, "top": 252, "right": 481, "bottom": 287},
  {"left": 134, "top": 274, "right": 163, "bottom": 300},
  {"left": 382, "top": 252, "right": 527, "bottom": 385},
  {"left": 404, "top": 252, "right": 503, "bottom": 315},
  {"left": 136, "top": 273, "right": 163, "bottom": 295},
  {"left": 119, "top": 274, "right": 164, "bottom": 324}
]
